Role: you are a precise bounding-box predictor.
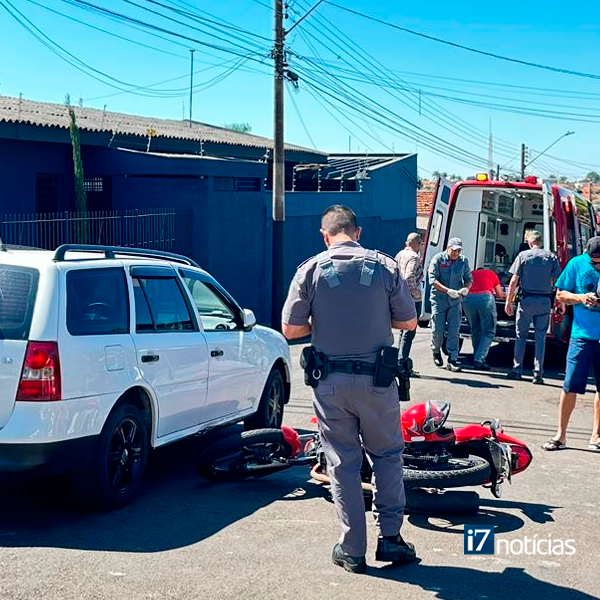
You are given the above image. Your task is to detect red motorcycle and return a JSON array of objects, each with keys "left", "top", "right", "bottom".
[{"left": 196, "top": 401, "right": 532, "bottom": 502}]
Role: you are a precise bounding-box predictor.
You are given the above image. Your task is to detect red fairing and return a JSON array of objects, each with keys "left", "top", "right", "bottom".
[
  {"left": 454, "top": 425, "right": 533, "bottom": 474},
  {"left": 454, "top": 424, "right": 493, "bottom": 443},
  {"left": 495, "top": 431, "right": 533, "bottom": 473},
  {"left": 281, "top": 425, "right": 302, "bottom": 458}
]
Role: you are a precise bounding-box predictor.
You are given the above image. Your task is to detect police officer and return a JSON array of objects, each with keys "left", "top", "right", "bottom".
[
  {"left": 281, "top": 205, "right": 417, "bottom": 574},
  {"left": 428, "top": 237, "right": 472, "bottom": 371},
  {"left": 505, "top": 230, "right": 560, "bottom": 384}
]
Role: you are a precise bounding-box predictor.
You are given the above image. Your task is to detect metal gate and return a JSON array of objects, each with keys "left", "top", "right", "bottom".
[{"left": 0, "top": 208, "right": 193, "bottom": 256}]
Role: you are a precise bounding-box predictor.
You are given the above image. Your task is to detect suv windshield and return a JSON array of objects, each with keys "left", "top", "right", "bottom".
[{"left": 0, "top": 265, "right": 39, "bottom": 340}]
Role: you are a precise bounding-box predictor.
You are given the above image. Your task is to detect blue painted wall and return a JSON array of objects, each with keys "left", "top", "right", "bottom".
[
  {"left": 0, "top": 138, "right": 417, "bottom": 325},
  {"left": 284, "top": 154, "right": 417, "bottom": 287}
]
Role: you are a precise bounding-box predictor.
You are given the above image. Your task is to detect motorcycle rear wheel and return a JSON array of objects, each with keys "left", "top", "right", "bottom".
[
  {"left": 403, "top": 455, "right": 490, "bottom": 489},
  {"left": 196, "top": 429, "right": 293, "bottom": 482}
]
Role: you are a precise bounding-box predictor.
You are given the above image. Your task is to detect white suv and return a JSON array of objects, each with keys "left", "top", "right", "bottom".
[{"left": 0, "top": 244, "right": 291, "bottom": 508}]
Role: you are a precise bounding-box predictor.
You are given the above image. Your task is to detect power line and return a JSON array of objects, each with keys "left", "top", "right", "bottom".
[
  {"left": 288, "top": 3, "right": 495, "bottom": 167},
  {"left": 325, "top": 1, "right": 600, "bottom": 80},
  {"left": 57, "top": 0, "right": 270, "bottom": 62},
  {"left": 22, "top": 0, "right": 186, "bottom": 59},
  {"left": 290, "top": 0, "right": 518, "bottom": 158},
  {"left": 286, "top": 85, "right": 317, "bottom": 149}
]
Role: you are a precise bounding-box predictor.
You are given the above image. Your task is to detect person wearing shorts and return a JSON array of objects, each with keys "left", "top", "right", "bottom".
[{"left": 542, "top": 237, "right": 600, "bottom": 452}]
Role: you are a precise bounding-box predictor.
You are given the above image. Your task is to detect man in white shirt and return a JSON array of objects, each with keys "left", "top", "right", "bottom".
[{"left": 395, "top": 232, "right": 423, "bottom": 377}]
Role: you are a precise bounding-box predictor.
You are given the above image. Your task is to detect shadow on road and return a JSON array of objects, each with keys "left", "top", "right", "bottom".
[
  {"left": 407, "top": 508, "right": 525, "bottom": 535},
  {"left": 477, "top": 497, "right": 559, "bottom": 524},
  {"left": 0, "top": 431, "right": 321, "bottom": 553},
  {"left": 368, "top": 563, "right": 597, "bottom": 600}
]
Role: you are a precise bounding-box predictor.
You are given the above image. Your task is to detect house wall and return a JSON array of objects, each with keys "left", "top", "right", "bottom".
[
  {"left": 0, "top": 136, "right": 417, "bottom": 325},
  {"left": 285, "top": 154, "right": 417, "bottom": 286},
  {"left": 0, "top": 138, "right": 74, "bottom": 212}
]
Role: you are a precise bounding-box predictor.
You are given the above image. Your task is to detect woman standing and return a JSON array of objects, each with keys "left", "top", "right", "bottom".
[{"left": 463, "top": 268, "right": 506, "bottom": 370}]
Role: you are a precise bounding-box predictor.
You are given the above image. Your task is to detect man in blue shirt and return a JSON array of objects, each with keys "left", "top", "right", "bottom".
[
  {"left": 542, "top": 237, "right": 600, "bottom": 452},
  {"left": 428, "top": 237, "right": 472, "bottom": 371}
]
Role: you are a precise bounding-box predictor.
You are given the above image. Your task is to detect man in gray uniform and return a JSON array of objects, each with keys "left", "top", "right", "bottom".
[
  {"left": 428, "top": 237, "right": 472, "bottom": 371},
  {"left": 505, "top": 230, "right": 560, "bottom": 384},
  {"left": 282, "top": 205, "right": 417, "bottom": 574}
]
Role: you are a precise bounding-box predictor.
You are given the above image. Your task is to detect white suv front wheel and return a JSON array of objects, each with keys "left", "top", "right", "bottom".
[
  {"left": 72, "top": 403, "right": 149, "bottom": 509},
  {"left": 244, "top": 369, "right": 285, "bottom": 431}
]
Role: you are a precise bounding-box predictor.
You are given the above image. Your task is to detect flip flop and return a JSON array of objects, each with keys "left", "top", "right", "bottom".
[
  {"left": 587, "top": 442, "right": 600, "bottom": 451},
  {"left": 541, "top": 439, "right": 566, "bottom": 451}
]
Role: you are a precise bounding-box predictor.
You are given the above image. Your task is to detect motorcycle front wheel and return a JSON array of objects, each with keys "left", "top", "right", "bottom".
[
  {"left": 403, "top": 455, "right": 490, "bottom": 489},
  {"left": 196, "top": 428, "right": 293, "bottom": 482}
]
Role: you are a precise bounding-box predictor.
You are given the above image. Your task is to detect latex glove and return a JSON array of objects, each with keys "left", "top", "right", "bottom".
[
  {"left": 458, "top": 287, "right": 469, "bottom": 297},
  {"left": 447, "top": 288, "right": 461, "bottom": 300}
]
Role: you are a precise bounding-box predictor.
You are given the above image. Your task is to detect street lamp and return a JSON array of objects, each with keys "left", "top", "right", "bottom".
[{"left": 525, "top": 131, "right": 575, "bottom": 172}]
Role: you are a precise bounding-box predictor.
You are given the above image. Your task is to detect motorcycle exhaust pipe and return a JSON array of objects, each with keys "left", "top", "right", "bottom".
[{"left": 244, "top": 462, "right": 290, "bottom": 475}]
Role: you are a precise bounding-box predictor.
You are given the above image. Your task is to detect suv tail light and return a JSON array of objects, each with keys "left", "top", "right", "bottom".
[{"left": 16, "top": 342, "right": 62, "bottom": 401}]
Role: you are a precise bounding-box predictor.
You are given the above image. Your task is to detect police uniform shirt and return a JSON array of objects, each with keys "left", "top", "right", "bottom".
[
  {"left": 428, "top": 251, "right": 472, "bottom": 305},
  {"left": 281, "top": 241, "right": 416, "bottom": 359},
  {"left": 509, "top": 247, "right": 560, "bottom": 294}
]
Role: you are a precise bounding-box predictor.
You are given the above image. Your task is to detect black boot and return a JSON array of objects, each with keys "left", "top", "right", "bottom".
[
  {"left": 375, "top": 534, "right": 417, "bottom": 564},
  {"left": 332, "top": 544, "right": 366, "bottom": 574}
]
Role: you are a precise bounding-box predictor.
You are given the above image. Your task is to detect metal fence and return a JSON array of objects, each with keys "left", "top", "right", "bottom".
[{"left": 0, "top": 208, "right": 193, "bottom": 255}]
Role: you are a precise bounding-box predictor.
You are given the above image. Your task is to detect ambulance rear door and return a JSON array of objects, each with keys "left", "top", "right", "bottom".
[{"left": 420, "top": 177, "right": 454, "bottom": 322}]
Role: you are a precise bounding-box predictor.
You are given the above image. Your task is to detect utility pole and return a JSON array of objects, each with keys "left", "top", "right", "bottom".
[
  {"left": 270, "top": 0, "right": 323, "bottom": 327},
  {"left": 189, "top": 49, "right": 195, "bottom": 127},
  {"left": 520, "top": 143, "right": 527, "bottom": 180},
  {"left": 271, "top": 0, "right": 285, "bottom": 328}
]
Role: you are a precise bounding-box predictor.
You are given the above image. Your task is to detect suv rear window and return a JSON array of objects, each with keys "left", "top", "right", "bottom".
[
  {"left": 0, "top": 266, "right": 39, "bottom": 340},
  {"left": 67, "top": 268, "right": 129, "bottom": 336}
]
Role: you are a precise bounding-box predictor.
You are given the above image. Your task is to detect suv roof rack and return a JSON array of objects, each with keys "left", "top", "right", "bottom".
[{"left": 53, "top": 244, "right": 200, "bottom": 268}]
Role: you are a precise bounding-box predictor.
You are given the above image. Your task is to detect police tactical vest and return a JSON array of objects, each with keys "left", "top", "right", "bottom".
[{"left": 311, "top": 247, "right": 394, "bottom": 358}]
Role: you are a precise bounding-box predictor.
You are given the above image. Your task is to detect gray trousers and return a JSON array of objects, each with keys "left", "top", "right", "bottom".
[
  {"left": 431, "top": 300, "right": 462, "bottom": 361},
  {"left": 399, "top": 301, "right": 421, "bottom": 360},
  {"left": 513, "top": 296, "right": 552, "bottom": 376},
  {"left": 463, "top": 293, "right": 497, "bottom": 363},
  {"left": 313, "top": 372, "right": 405, "bottom": 557}
]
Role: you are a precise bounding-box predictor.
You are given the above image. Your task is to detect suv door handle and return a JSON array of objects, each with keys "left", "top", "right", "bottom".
[
  {"left": 210, "top": 349, "right": 224, "bottom": 357},
  {"left": 141, "top": 354, "right": 160, "bottom": 363}
]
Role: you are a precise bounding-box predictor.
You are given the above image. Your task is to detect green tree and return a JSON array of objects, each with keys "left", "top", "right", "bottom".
[
  {"left": 585, "top": 171, "right": 600, "bottom": 183},
  {"left": 65, "top": 94, "right": 87, "bottom": 242},
  {"left": 223, "top": 122, "right": 252, "bottom": 133}
]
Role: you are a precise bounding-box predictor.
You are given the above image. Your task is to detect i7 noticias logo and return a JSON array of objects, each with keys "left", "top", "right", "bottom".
[
  {"left": 464, "top": 526, "right": 576, "bottom": 556},
  {"left": 464, "top": 526, "right": 494, "bottom": 554}
]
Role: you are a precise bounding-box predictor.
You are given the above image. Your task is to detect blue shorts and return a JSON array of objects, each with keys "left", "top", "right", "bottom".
[{"left": 563, "top": 338, "right": 600, "bottom": 394}]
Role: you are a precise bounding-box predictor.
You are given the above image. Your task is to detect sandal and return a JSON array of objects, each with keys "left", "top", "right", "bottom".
[
  {"left": 587, "top": 441, "right": 600, "bottom": 451},
  {"left": 541, "top": 439, "right": 566, "bottom": 451}
]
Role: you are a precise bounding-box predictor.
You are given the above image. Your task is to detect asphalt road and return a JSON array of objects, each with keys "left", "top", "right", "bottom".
[{"left": 1, "top": 331, "right": 599, "bottom": 600}]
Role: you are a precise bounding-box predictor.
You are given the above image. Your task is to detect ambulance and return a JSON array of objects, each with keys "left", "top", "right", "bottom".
[{"left": 420, "top": 174, "right": 598, "bottom": 344}]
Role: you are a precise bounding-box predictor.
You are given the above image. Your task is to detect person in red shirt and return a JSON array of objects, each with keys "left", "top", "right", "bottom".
[{"left": 463, "top": 268, "right": 506, "bottom": 370}]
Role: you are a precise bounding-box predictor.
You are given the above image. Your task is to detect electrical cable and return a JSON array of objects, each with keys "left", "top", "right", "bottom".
[
  {"left": 325, "top": 1, "right": 600, "bottom": 81},
  {"left": 286, "top": 85, "right": 318, "bottom": 150},
  {"left": 290, "top": 1, "right": 517, "bottom": 160}
]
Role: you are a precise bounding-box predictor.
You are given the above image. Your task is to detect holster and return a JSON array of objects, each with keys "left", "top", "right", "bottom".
[
  {"left": 395, "top": 357, "right": 412, "bottom": 402},
  {"left": 373, "top": 346, "right": 399, "bottom": 387},
  {"left": 300, "top": 346, "right": 328, "bottom": 388}
]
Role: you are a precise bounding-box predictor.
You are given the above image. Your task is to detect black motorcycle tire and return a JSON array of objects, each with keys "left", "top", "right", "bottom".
[
  {"left": 403, "top": 455, "right": 490, "bottom": 489},
  {"left": 196, "top": 428, "right": 293, "bottom": 482}
]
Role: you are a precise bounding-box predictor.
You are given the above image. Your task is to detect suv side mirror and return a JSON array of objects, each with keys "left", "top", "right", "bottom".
[{"left": 242, "top": 308, "right": 256, "bottom": 331}]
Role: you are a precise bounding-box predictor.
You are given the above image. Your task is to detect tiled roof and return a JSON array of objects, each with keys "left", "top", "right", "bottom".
[
  {"left": 417, "top": 190, "right": 434, "bottom": 215},
  {"left": 0, "top": 95, "right": 325, "bottom": 156}
]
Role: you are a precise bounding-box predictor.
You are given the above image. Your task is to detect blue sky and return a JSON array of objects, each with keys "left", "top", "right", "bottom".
[{"left": 1, "top": 0, "right": 600, "bottom": 179}]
